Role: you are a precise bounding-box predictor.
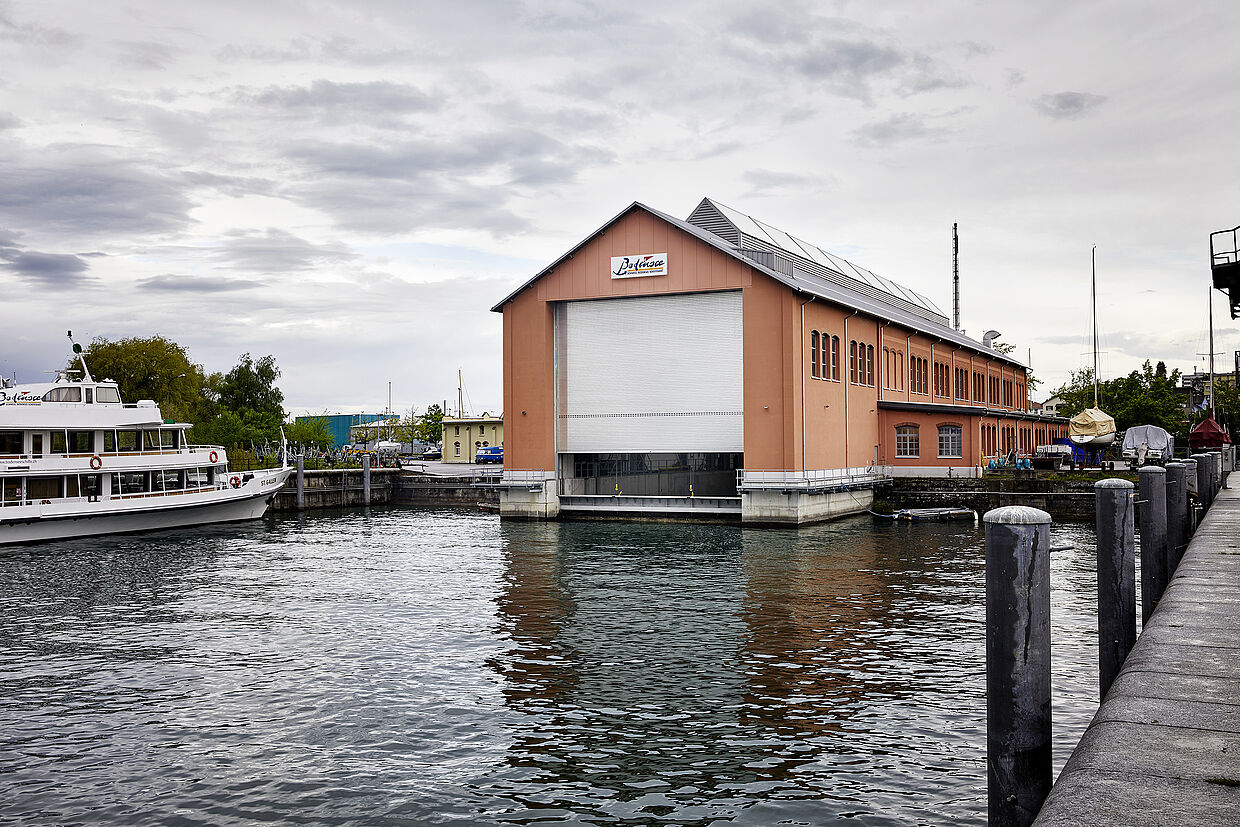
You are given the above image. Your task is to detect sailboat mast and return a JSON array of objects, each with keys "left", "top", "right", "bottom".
[
  {"left": 1092, "top": 246, "right": 1099, "bottom": 408},
  {"left": 458, "top": 370, "right": 464, "bottom": 418}
]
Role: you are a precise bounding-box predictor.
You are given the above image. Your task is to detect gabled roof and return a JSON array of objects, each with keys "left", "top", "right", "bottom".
[{"left": 491, "top": 198, "right": 1025, "bottom": 368}]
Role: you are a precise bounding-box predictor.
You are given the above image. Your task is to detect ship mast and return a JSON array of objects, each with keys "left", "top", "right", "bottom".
[{"left": 1091, "top": 247, "right": 1099, "bottom": 408}]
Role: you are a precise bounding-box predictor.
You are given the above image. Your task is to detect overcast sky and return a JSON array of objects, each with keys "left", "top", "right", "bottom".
[{"left": 2, "top": 0, "right": 1237, "bottom": 417}]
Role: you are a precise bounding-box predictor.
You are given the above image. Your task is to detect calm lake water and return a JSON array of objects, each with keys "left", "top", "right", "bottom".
[{"left": 0, "top": 507, "right": 1105, "bottom": 826}]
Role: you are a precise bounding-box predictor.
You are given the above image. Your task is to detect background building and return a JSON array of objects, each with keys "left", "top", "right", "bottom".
[
  {"left": 441, "top": 413, "right": 503, "bottom": 463},
  {"left": 492, "top": 198, "right": 1066, "bottom": 524}
]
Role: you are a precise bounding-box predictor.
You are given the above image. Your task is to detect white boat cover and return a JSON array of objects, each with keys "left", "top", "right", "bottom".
[
  {"left": 1121, "top": 425, "right": 1174, "bottom": 454},
  {"left": 1069, "top": 407, "right": 1116, "bottom": 439}
]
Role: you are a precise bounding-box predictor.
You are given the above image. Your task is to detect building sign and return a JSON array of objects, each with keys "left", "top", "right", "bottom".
[{"left": 611, "top": 253, "right": 669, "bottom": 279}]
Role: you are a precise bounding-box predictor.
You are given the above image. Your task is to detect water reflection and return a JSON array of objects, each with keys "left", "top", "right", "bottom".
[
  {"left": 0, "top": 508, "right": 1101, "bottom": 827},
  {"left": 490, "top": 518, "right": 1016, "bottom": 824}
]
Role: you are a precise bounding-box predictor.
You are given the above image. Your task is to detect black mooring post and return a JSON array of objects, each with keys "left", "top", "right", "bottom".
[
  {"left": 363, "top": 453, "right": 372, "bottom": 504},
  {"left": 1137, "top": 466, "right": 1168, "bottom": 624},
  {"left": 1184, "top": 457, "right": 1200, "bottom": 532},
  {"left": 1095, "top": 478, "right": 1135, "bottom": 700},
  {"left": 296, "top": 454, "right": 305, "bottom": 511},
  {"left": 1164, "top": 462, "right": 1188, "bottom": 573},
  {"left": 1194, "top": 454, "right": 1213, "bottom": 511},
  {"left": 1208, "top": 451, "right": 1223, "bottom": 501},
  {"left": 985, "top": 505, "right": 1053, "bottom": 827}
]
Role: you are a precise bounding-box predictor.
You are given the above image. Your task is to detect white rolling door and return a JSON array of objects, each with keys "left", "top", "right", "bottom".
[{"left": 555, "top": 291, "right": 743, "bottom": 453}]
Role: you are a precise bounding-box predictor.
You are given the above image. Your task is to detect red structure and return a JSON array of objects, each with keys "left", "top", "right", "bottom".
[{"left": 1189, "top": 416, "right": 1231, "bottom": 452}]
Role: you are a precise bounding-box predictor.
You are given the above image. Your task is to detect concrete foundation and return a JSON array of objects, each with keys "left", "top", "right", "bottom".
[
  {"left": 741, "top": 487, "right": 874, "bottom": 525},
  {"left": 498, "top": 481, "right": 560, "bottom": 520}
]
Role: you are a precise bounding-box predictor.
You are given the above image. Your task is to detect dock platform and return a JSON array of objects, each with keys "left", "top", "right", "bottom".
[{"left": 1034, "top": 484, "right": 1240, "bottom": 824}]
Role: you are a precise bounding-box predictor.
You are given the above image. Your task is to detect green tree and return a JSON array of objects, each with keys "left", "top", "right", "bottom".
[
  {"left": 1053, "top": 361, "right": 1187, "bottom": 439},
  {"left": 284, "top": 416, "right": 334, "bottom": 449},
  {"left": 215, "top": 353, "right": 284, "bottom": 416},
  {"left": 414, "top": 404, "right": 444, "bottom": 445},
  {"left": 72, "top": 335, "right": 210, "bottom": 424}
]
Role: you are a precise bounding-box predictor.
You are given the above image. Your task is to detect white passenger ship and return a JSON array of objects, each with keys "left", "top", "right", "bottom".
[{"left": 1, "top": 341, "right": 292, "bottom": 546}]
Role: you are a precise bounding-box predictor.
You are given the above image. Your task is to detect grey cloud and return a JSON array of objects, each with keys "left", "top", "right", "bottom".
[
  {"left": 212, "top": 229, "right": 357, "bottom": 272},
  {"left": 183, "top": 171, "right": 279, "bottom": 199},
  {"left": 742, "top": 169, "right": 821, "bottom": 198},
  {"left": 1034, "top": 91, "right": 1106, "bottom": 119},
  {"left": 136, "top": 274, "right": 265, "bottom": 292},
  {"left": 283, "top": 130, "right": 611, "bottom": 233},
  {"left": 852, "top": 113, "right": 942, "bottom": 147},
  {"left": 0, "top": 5, "right": 77, "bottom": 47},
  {"left": 0, "top": 112, "right": 18, "bottom": 130},
  {"left": 238, "top": 79, "right": 443, "bottom": 124},
  {"left": 216, "top": 35, "right": 415, "bottom": 68},
  {"left": 0, "top": 146, "right": 193, "bottom": 239},
  {"left": 116, "top": 40, "right": 177, "bottom": 70},
  {"left": 0, "top": 248, "right": 93, "bottom": 288}
]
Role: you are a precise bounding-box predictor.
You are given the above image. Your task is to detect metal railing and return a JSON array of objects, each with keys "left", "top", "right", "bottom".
[
  {"left": 1211, "top": 226, "right": 1239, "bottom": 268},
  {"left": 737, "top": 465, "right": 893, "bottom": 493},
  {"left": 473, "top": 469, "right": 555, "bottom": 489}
]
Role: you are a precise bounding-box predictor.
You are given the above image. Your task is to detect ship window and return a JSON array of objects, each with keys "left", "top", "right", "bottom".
[
  {"left": 104, "top": 431, "right": 116, "bottom": 452},
  {"left": 2, "top": 477, "right": 22, "bottom": 505},
  {"left": 115, "top": 472, "right": 148, "bottom": 494},
  {"left": 69, "top": 431, "right": 93, "bottom": 454},
  {"left": 144, "top": 431, "right": 161, "bottom": 450},
  {"left": 65, "top": 475, "right": 81, "bottom": 497},
  {"left": 85, "top": 388, "right": 93, "bottom": 404},
  {"left": 117, "top": 431, "right": 140, "bottom": 452},
  {"left": 154, "top": 470, "right": 180, "bottom": 491},
  {"left": 95, "top": 386, "right": 120, "bottom": 404},
  {"left": 42, "top": 387, "right": 82, "bottom": 402},
  {"left": 161, "top": 430, "right": 176, "bottom": 449},
  {"left": 27, "top": 477, "right": 60, "bottom": 500},
  {"left": 52, "top": 431, "right": 67, "bottom": 454},
  {"left": 0, "top": 431, "right": 21, "bottom": 456}
]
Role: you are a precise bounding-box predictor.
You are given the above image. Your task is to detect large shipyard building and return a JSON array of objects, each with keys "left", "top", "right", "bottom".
[{"left": 491, "top": 198, "right": 1066, "bottom": 524}]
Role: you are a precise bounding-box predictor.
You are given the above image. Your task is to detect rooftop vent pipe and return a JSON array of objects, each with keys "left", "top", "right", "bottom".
[{"left": 982, "top": 330, "right": 1002, "bottom": 349}]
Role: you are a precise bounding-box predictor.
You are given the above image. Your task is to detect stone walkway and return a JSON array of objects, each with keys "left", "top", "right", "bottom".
[{"left": 1034, "top": 484, "right": 1240, "bottom": 824}]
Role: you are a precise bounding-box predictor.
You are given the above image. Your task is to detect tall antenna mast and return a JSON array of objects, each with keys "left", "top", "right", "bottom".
[
  {"left": 952, "top": 223, "right": 960, "bottom": 331},
  {"left": 458, "top": 369, "right": 464, "bottom": 418},
  {"left": 1091, "top": 246, "right": 1099, "bottom": 408},
  {"left": 1209, "top": 287, "right": 1216, "bottom": 415}
]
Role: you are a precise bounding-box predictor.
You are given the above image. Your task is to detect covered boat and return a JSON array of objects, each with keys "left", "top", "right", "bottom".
[
  {"left": 1188, "top": 416, "right": 1231, "bottom": 453},
  {"left": 1068, "top": 406, "right": 1116, "bottom": 447},
  {"left": 1121, "top": 424, "right": 1174, "bottom": 467}
]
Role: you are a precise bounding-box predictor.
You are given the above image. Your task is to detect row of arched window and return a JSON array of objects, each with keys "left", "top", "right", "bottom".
[
  {"left": 810, "top": 332, "right": 1028, "bottom": 409},
  {"left": 809, "top": 331, "right": 839, "bottom": 381}
]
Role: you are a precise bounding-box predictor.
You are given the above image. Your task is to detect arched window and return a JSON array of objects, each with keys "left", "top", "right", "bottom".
[
  {"left": 831, "top": 336, "right": 840, "bottom": 380},
  {"left": 850, "top": 340, "right": 858, "bottom": 384},
  {"left": 866, "top": 344, "right": 874, "bottom": 386},
  {"left": 811, "top": 331, "right": 820, "bottom": 379},
  {"left": 895, "top": 425, "right": 919, "bottom": 457},
  {"left": 938, "top": 425, "right": 963, "bottom": 458},
  {"left": 454, "top": 441, "right": 461, "bottom": 457},
  {"left": 897, "top": 351, "right": 904, "bottom": 390}
]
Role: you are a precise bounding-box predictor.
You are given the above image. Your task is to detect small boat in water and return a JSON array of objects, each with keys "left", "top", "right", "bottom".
[{"left": 0, "top": 336, "right": 291, "bottom": 546}]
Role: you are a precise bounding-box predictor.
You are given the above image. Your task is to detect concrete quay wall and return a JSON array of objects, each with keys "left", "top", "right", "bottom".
[
  {"left": 1033, "top": 484, "right": 1240, "bottom": 825},
  {"left": 884, "top": 476, "right": 1103, "bottom": 521}
]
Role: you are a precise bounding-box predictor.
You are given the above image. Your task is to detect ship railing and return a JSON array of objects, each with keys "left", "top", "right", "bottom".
[{"left": 737, "top": 466, "right": 893, "bottom": 493}]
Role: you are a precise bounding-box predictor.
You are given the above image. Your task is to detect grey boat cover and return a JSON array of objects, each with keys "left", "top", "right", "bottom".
[{"left": 1121, "top": 425, "right": 1174, "bottom": 454}]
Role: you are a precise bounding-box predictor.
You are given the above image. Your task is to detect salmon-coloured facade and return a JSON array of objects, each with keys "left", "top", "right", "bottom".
[{"left": 492, "top": 199, "right": 1066, "bottom": 523}]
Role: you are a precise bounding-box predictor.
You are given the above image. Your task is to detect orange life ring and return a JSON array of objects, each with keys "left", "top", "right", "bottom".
[
  {"left": 209, "top": 451, "right": 219, "bottom": 463},
  {"left": 229, "top": 476, "right": 241, "bottom": 489},
  {"left": 89, "top": 455, "right": 102, "bottom": 470}
]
